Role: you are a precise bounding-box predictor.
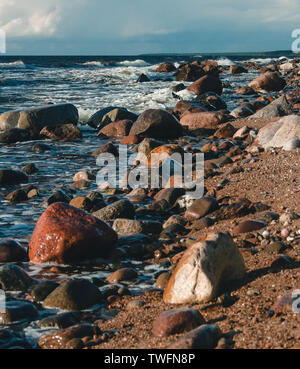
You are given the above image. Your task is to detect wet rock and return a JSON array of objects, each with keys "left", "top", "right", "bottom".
[
  {"left": 43, "top": 278, "right": 102, "bottom": 311},
  {"left": 195, "top": 92, "right": 227, "bottom": 111},
  {"left": 40, "top": 124, "right": 82, "bottom": 141},
  {"left": 214, "top": 122, "right": 235, "bottom": 138},
  {"left": 163, "top": 233, "right": 246, "bottom": 304},
  {"left": 249, "top": 72, "right": 286, "bottom": 92},
  {"left": 21, "top": 163, "right": 39, "bottom": 175},
  {"left": 0, "top": 103, "right": 79, "bottom": 135},
  {"left": 87, "top": 106, "right": 124, "bottom": 128},
  {"left": 156, "top": 62, "right": 176, "bottom": 73},
  {"left": 185, "top": 197, "right": 219, "bottom": 220},
  {"left": 154, "top": 188, "right": 185, "bottom": 206},
  {"left": 254, "top": 115, "right": 300, "bottom": 151},
  {"left": 229, "top": 65, "right": 248, "bottom": 74},
  {"left": 236, "top": 86, "right": 256, "bottom": 95},
  {"left": 86, "top": 191, "right": 106, "bottom": 212},
  {"left": 69, "top": 196, "right": 93, "bottom": 211},
  {"left": 31, "top": 280, "right": 60, "bottom": 302},
  {"left": 129, "top": 109, "right": 183, "bottom": 139},
  {"left": 0, "top": 329, "right": 32, "bottom": 349},
  {"left": 72, "top": 179, "right": 91, "bottom": 189},
  {"left": 232, "top": 219, "right": 267, "bottom": 234},
  {"left": 136, "top": 73, "right": 150, "bottom": 82},
  {"left": 152, "top": 308, "right": 205, "bottom": 337},
  {"left": 93, "top": 199, "right": 135, "bottom": 222},
  {"left": 252, "top": 96, "right": 293, "bottom": 118},
  {"left": 163, "top": 215, "right": 186, "bottom": 229},
  {"left": 187, "top": 75, "right": 223, "bottom": 96},
  {"left": 0, "top": 264, "right": 34, "bottom": 291},
  {"left": 180, "top": 110, "right": 229, "bottom": 131},
  {"left": 100, "top": 108, "right": 138, "bottom": 127},
  {"left": 29, "top": 202, "right": 118, "bottom": 264},
  {"left": 231, "top": 106, "right": 254, "bottom": 118},
  {"left": 106, "top": 268, "right": 138, "bottom": 283},
  {"left": 128, "top": 187, "right": 148, "bottom": 202},
  {"left": 169, "top": 324, "right": 222, "bottom": 349},
  {"left": 47, "top": 190, "right": 72, "bottom": 205},
  {"left": 92, "top": 142, "right": 119, "bottom": 157},
  {"left": 120, "top": 135, "right": 140, "bottom": 144},
  {"left": 0, "top": 299, "right": 39, "bottom": 324},
  {"left": 6, "top": 189, "right": 27, "bottom": 203},
  {"left": 0, "top": 239, "right": 27, "bottom": 262},
  {"left": 97, "top": 120, "right": 133, "bottom": 137},
  {"left": 38, "top": 312, "right": 79, "bottom": 329},
  {"left": 113, "top": 219, "right": 162, "bottom": 235},
  {"left": 0, "top": 170, "right": 28, "bottom": 186},
  {"left": 155, "top": 272, "right": 171, "bottom": 289},
  {"left": 31, "top": 142, "right": 53, "bottom": 153},
  {"left": 38, "top": 324, "right": 98, "bottom": 349},
  {"left": 175, "top": 63, "right": 205, "bottom": 82},
  {"left": 0, "top": 128, "right": 30, "bottom": 143}
]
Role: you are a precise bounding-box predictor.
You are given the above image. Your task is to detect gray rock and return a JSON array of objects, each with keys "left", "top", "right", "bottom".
[
  {"left": 37, "top": 312, "right": 79, "bottom": 329},
  {"left": 0, "top": 170, "right": 28, "bottom": 186},
  {"left": 31, "top": 281, "right": 59, "bottom": 302},
  {"left": 112, "top": 219, "right": 162, "bottom": 235},
  {"left": 252, "top": 96, "right": 293, "bottom": 118},
  {"left": 93, "top": 199, "right": 135, "bottom": 221},
  {"left": 0, "top": 264, "right": 34, "bottom": 292},
  {"left": 0, "top": 299, "right": 39, "bottom": 324},
  {"left": 0, "top": 104, "right": 78, "bottom": 134}
]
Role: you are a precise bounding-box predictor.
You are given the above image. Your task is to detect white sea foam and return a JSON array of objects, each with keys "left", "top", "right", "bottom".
[
  {"left": 118, "top": 59, "right": 150, "bottom": 67},
  {"left": 216, "top": 57, "right": 236, "bottom": 66},
  {"left": 0, "top": 60, "right": 26, "bottom": 68},
  {"left": 81, "top": 61, "right": 104, "bottom": 67}
]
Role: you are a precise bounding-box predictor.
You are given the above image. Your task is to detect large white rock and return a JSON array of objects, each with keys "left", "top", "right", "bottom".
[
  {"left": 255, "top": 115, "right": 300, "bottom": 151},
  {"left": 163, "top": 233, "right": 246, "bottom": 304},
  {"left": 0, "top": 104, "right": 78, "bottom": 133}
]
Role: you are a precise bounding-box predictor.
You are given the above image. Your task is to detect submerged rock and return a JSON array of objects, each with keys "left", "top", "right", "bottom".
[
  {"left": 40, "top": 124, "right": 82, "bottom": 141},
  {"left": 0, "top": 170, "right": 28, "bottom": 186},
  {"left": 0, "top": 239, "right": 27, "bottom": 263},
  {"left": 0, "top": 264, "right": 34, "bottom": 292}
]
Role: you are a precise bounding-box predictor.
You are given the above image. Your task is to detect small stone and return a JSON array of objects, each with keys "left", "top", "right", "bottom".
[
  {"left": 31, "top": 281, "right": 59, "bottom": 302},
  {"left": 0, "top": 239, "right": 27, "bottom": 262},
  {"left": 106, "top": 268, "right": 138, "bottom": 283},
  {"left": 155, "top": 272, "right": 171, "bottom": 289},
  {"left": 126, "top": 300, "right": 145, "bottom": 311},
  {"left": 0, "top": 264, "right": 34, "bottom": 292}
]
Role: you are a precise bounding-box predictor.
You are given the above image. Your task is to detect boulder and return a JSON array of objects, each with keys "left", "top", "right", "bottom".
[
  {"left": 0, "top": 170, "right": 28, "bottom": 186},
  {"left": 254, "top": 115, "right": 300, "bottom": 151},
  {"left": 185, "top": 197, "right": 219, "bottom": 220},
  {"left": 129, "top": 109, "right": 183, "bottom": 139},
  {"left": 0, "top": 104, "right": 78, "bottom": 134},
  {"left": 0, "top": 239, "right": 27, "bottom": 262},
  {"left": 187, "top": 75, "right": 223, "bottom": 96},
  {"left": 156, "top": 62, "right": 176, "bottom": 73},
  {"left": 106, "top": 268, "right": 138, "bottom": 283},
  {"left": 163, "top": 233, "right": 246, "bottom": 304},
  {"left": 87, "top": 106, "right": 124, "bottom": 128},
  {"left": 0, "top": 264, "right": 34, "bottom": 292},
  {"left": 249, "top": 72, "right": 286, "bottom": 92},
  {"left": 28, "top": 202, "right": 118, "bottom": 264},
  {"left": 43, "top": 278, "right": 102, "bottom": 311},
  {"left": 97, "top": 120, "right": 133, "bottom": 137},
  {"left": 229, "top": 65, "right": 248, "bottom": 74},
  {"left": 99, "top": 108, "right": 138, "bottom": 129},
  {"left": 152, "top": 308, "right": 205, "bottom": 337},
  {"left": 180, "top": 111, "right": 229, "bottom": 131},
  {"left": 251, "top": 96, "right": 293, "bottom": 119},
  {"left": 0, "top": 128, "right": 30, "bottom": 143},
  {"left": 175, "top": 63, "right": 205, "bottom": 82},
  {"left": 136, "top": 74, "right": 150, "bottom": 82},
  {"left": 93, "top": 199, "right": 135, "bottom": 222},
  {"left": 40, "top": 124, "right": 82, "bottom": 141}
]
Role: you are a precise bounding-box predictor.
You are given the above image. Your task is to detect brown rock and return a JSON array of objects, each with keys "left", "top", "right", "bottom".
[
  {"left": 28, "top": 202, "right": 118, "bottom": 264},
  {"left": 175, "top": 63, "right": 205, "bottom": 82},
  {"left": 106, "top": 268, "right": 138, "bottom": 283},
  {"left": 229, "top": 65, "right": 248, "bottom": 74},
  {"left": 249, "top": 72, "right": 286, "bottom": 92},
  {"left": 152, "top": 308, "right": 205, "bottom": 337},
  {"left": 180, "top": 110, "right": 229, "bottom": 130},
  {"left": 120, "top": 135, "right": 140, "bottom": 144},
  {"left": 187, "top": 75, "right": 223, "bottom": 95},
  {"left": 97, "top": 120, "right": 133, "bottom": 138},
  {"left": 40, "top": 124, "right": 82, "bottom": 141},
  {"left": 232, "top": 219, "right": 267, "bottom": 234},
  {"left": 156, "top": 62, "right": 176, "bottom": 73},
  {"left": 185, "top": 197, "right": 219, "bottom": 220},
  {"left": 214, "top": 123, "right": 235, "bottom": 138},
  {"left": 0, "top": 239, "right": 27, "bottom": 262}
]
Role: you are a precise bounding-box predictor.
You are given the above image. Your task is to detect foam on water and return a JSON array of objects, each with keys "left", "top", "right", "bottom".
[
  {"left": 118, "top": 59, "right": 150, "bottom": 67},
  {"left": 216, "top": 57, "right": 236, "bottom": 66},
  {"left": 0, "top": 60, "right": 26, "bottom": 68}
]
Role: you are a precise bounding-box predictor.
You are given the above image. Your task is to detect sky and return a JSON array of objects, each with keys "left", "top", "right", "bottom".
[{"left": 0, "top": 0, "right": 300, "bottom": 55}]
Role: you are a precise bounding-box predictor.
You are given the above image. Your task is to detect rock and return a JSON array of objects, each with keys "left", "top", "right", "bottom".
[
  {"left": 163, "top": 233, "right": 246, "bottom": 304},
  {"left": 185, "top": 197, "right": 219, "bottom": 220},
  {"left": 264, "top": 242, "right": 287, "bottom": 255},
  {"left": 87, "top": 106, "right": 124, "bottom": 128},
  {"left": 169, "top": 324, "right": 221, "bottom": 349},
  {"left": 136, "top": 74, "right": 150, "bottom": 82},
  {"left": 156, "top": 62, "right": 176, "bottom": 73},
  {"left": 100, "top": 108, "right": 138, "bottom": 128},
  {"left": 120, "top": 135, "right": 140, "bottom": 144},
  {"left": 163, "top": 215, "right": 186, "bottom": 229},
  {"left": 0, "top": 104, "right": 78, "bottom": 134},
  {"left": 128, "top": 187, "right": 148, "bottom": 202},
  {"left": 21, "top": 163, "right": 38, "bottom": 175},
  {"left": 69, "top": 196, "right": 93, "bottom": 212},
  {"left": 138, "top": 138, "right": 164, "bottom": 156},
  {"left": 0, "top": 239, "right": 27, "bottom": 262},
  {"left": 196, "top": 92, "right": 227, "bottom": 111},
  {"left": 38, "top": 324, "right": 97, "bottom": 349},
  {"left": 271, "top": 292, "right": 300, "bottom": 315},
  {"left": 269, "top": 255, "right": 293, "bottom": 270},
  {"left": 38, "top": 312, "right": 79, "bottom": 329},
  {"left": 6, "top": 189, "right": 27, "bottom": 203},
  {"left": 0, "top": 128, "right": 30, "bottom": 143},
  {"left": 154, "top": 188, "right": 185, "bottom": 206},
  {"left": 126, "top": 300, "right": 145, "bottom": 310},
  {"left": 0, "top": 170, "right": 28, "bottom": 186},
  {"left": 187, "top": 75, "right": 223, "bottom": 95},
  {"left": 112, "top": 219, "right": 162, "bottom": 235},
  {"left": 0, "top": 264, "right": 34, "bottom": 292},
  {"left": 249, "top": 72, "right": 286, "bottom": 92},
  {"left": 28, "top": 202, "right": 118, "bottom": 264},
  {"left": 236, "top": 86, "right": 256, "bottom": 95},
  {"left": 232, "top": 220, "right": 267, "bottom": 234},
  {"left": 72, "top": 180, "right": 90, "bottom": 190},
  {"left": 106, "top": 268, "right": 138, "bottom": 283},
  {"left": 254, "top": 115, "right": 300, "bottom": 151},
  {"left": 40, "top": 124, "right": 82, "bottom": 141},
  {"left": 214, "top": 123, "right": 235, "bottom": 138},
  {"left": 0, "top": 329, "right": 32, "bottom": 349},
  {"left": 47, "top": 190, "right": 72, "bottom": 205},
  {"left": 73, "top": 171, "right": 93, "bottom": 182},
  {"left": 0, "top": 299, "right": 39, "bottom": 324},
  {"left": 91, "top": 142, "right": 118, "bottom": 157},
  {"left": 43, "top": 278, "right": 102, "bottom": 311},
  {"left": 93, "top": 199, "right": 135, "bottom": 222},
  {"left": 175, "top": 63, "right": 205, "bottom": 82},
  {"left": 31, "top": 142, "right": 53, "bottom": 153},
  {"left": 229, "top": 65, "right": 248, "bottom": 74},
  {"left": 252, "top": 96, "right": 293, "bottom": 118},
  {"left": 31, "top": 281, "right": 60, "bottom": 302},
  {"left": 129, "top": 109, "right": 183, "bottom": 139},
  {"left": 231, "top": 106, "right": 254, "bottom": 118},
  {"left": 180, "top": 110, "right": 229, "bottom": 131},
  {"left": 97, "top": 119, "right": 133, "bottom": 137},
  {"left": 152, "top": 308, "right": 205, "bottom": 337},
  {"left": 155, "top": 272, "right": 171, "bottom": 289}
]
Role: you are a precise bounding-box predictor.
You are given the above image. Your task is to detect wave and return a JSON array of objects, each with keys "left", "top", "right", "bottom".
[
  {"left": 118, "top": 59, "right": 150, "bottom": 67},
  {"left": 216, "top": 57, "right": 236, "bottom": 66},
  {"left": 80, "top": 61, "right": 105, "bottom": 67},
  {"left": 0, "top": 60, "right": 26, "bottom": 68}
]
